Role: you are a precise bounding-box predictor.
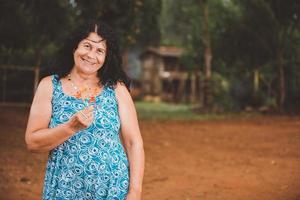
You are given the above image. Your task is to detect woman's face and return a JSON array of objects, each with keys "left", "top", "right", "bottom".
[{"left": 73, "top": 32, "right": 107, "bottom": 75}]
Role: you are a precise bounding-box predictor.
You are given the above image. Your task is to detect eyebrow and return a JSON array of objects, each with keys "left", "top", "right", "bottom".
[
  {"left": 85, "top": 38, "right": 105, "bottom": 43},
  {"left": 82, "top": 40, "right": 106, "bottom": 50}
]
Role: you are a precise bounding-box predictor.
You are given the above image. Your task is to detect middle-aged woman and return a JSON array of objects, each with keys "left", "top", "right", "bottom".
[{"left": 25, "top": 21, "right": 144, "bottom": 200}]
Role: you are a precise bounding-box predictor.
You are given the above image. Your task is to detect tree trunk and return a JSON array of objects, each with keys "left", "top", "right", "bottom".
[
  {"left": 2, "top": 67, "right": 7, "bottom": 102},
  {"left": 34, "top": 48, "right": 42, "bottom": 94},
  {"left": 122, "top": 48, "right": 129, "bottom": 73},
  {"left": 253, "top": 69, "right": 259, "bottom": 95},
  {"left": 202, "top": 1, "right": 213, "bottom": 107},
  {"left": 177, "top": 72, "right": 187, "bottom": 102},
  {"left": 277, "top": 50, "right": 285, "bottom": 111},
  {"left": 252, "top": 69, "right": 260, "bottom": 107},
  {"left": 190, "top": 73, "right": 196, "bottom": 103}
]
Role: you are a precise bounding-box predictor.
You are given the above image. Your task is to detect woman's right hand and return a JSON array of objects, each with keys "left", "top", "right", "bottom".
[{"left": 65, "top": 105, "right": 94, "bottom": 133}]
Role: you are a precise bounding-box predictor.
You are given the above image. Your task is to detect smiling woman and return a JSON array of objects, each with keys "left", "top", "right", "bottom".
[
  {"left": 74, "top": 32, "right": 106, "bottom": 74},
  {"left": 25, "top": 20, "right": 144, "bottom": 200},
  {"left": 54, "top": 21, "right": 130, "bottom": 89}
]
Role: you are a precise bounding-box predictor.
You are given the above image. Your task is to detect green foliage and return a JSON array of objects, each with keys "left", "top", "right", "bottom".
[
  {"left": 133, "top": 0, "right": 162, "bottom": 47},
  {"left": 159, "top": 0, "right": 300, "bottom": 110},
  {"left": 179, "top": 53, "right": 198, "bottom": 72},
  {"left": 135, "top": 101, "right": 224, "bottom": 120},
  {"left": 286, "top": 62, "right": 300, "bottom": 110},
  {"left": 135, "top": 101, "right": 262, "bottom": 120},
  {"left": 212, "top": 0, "right": 300, "bottom": 110},
  {"left": 0, "top": 0, "right": 162, "bottom": 66},
  {"left": 1, "top": 0, "right": 299, "bottom": 110},
  {"left": 160, "top": 0, "right": 200, "bottom": 46},
  {"left": 211, "top": 73, "right": 238, "bottom": 110},
  {"left": 75, "top": 0, "right": 161, "bottom": 49},
  {"left": 0, "top": 0, "right": 74, "bottom": 66},
  {"left": 0, "top": 1, "right": 29, "bottom": 50},
  {"left": 160, "top": 0, "right": 230, "bottom": 71},
  {"left": 160, "top": 0, "right": 204, "bottom": 71}
]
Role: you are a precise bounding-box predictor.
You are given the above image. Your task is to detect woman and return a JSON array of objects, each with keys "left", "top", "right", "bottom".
[{"left": 25, "top": 21, "right": 144, "bottom": 200}]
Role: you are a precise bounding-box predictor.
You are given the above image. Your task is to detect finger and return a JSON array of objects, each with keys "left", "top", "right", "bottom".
[
  {"left": 79, "top": 114, "right": 91, "bottom": 126},
  {"left": 87, "top": 108, "right": 94, "bottom": 116},
  {"left": 77, "top": 109, "right": 93, "bottom": 125},
  {"left": 84, "top": 112, "right": 93, "bottom": 120},
  {"left": 82, "top": 118, "right": 92, "bottom": 127},
  {"left": 82, "top": 108, "right": 92, "bottom": 115},
  {"left": 76, "top": 113, "right": 85, "bottom": 123},
  {"left": 82, "top": 112, "right": 93, "bottom": 121},
  {"left": 88, "top": 106, "right": 94, "bottom": 112},
  {"left": 86, "top": 112, "right": 93, "bottom": 118},
  {"left": 84, "top": 105, "right": 93, "bottom": 110},
  {"left": 82, "top": 106, "right": 93, "bottom": 116},
  {"left": 82, "top": 108, "right": 89, "bottom": 114},
  {"left": 79, "top": 110, "right": 89, "bottom": 119}
]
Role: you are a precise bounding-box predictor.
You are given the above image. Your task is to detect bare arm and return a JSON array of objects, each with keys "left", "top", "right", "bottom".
[
  {"left": 115, "top": 83, "right": 145, "bottom": 199},
  {"left": 25, "top": 76, "right": 93, "bottom": 153}
]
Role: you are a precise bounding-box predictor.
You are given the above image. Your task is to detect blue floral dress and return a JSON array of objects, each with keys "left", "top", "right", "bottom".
[{"left": 42, "top": 75, "right": 129, "bottom": 200}]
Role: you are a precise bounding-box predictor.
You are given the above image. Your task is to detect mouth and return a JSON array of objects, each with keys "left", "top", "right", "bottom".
[{"left": 81, "top": 57, "right": 96, "bottom": 65}]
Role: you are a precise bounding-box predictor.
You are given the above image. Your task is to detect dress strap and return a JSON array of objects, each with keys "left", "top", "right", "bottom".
[
  {"left": 51, "top": 74, "right": 60, "bottom": 96},
  {"left": 105, "top": 84, "right": 116, "bottom": 96}
]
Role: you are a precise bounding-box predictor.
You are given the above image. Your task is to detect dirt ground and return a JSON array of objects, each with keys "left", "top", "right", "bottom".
[{"left": 0, "top": 106, "right": 300, "bottom": 200}]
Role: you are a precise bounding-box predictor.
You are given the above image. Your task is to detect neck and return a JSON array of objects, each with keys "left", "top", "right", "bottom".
[{"left": 69, "top": 68, "right": 99, "bottom": 86}]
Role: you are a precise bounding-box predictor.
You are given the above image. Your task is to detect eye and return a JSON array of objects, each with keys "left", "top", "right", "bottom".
[
  {"left": 82, "top": 43, "right": 91, "bottom": 49},
  {"left": 97, "top": 49, "right": 105, "bottom": 54}
]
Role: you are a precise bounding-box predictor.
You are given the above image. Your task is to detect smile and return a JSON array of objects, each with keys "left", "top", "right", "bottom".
[{"left": 81, "top": 57, "right": 96, "bottom": 65}]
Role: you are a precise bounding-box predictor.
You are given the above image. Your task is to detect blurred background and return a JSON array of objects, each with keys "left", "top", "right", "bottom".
[{"left": 0, "top": 0, "right": 300, "bottom": 200}]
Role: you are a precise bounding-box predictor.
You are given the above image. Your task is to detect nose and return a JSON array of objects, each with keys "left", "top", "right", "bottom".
[{"left": 86, "top": 49, "right": 97, "bottom": 60}]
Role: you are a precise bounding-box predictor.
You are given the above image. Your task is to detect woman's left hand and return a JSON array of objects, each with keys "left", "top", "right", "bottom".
[{"left": 125, "top": 191, "right": 142, "bottom": 200}]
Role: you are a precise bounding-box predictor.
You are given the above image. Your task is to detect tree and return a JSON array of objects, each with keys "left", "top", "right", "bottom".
[
  {"left": 75, "top": 0, "right": 161, "bottom": 49},
  {"left": 226, "top": 0, "right": 300, "bottom": 110},
  {"left": 0, "top": 0, "right": 73, "bottom": 93},
  {"left": 160, "top": 0, "right": 228, "bottom": 107},
  {"left": 26, "top": 0, "right": 73, "bottom": 91},
  {"left": 200, "top": 0, "right": 213, "bottom": 107},
  {"left": 0, "top": 0, "right": 162, "bottom": 93}
]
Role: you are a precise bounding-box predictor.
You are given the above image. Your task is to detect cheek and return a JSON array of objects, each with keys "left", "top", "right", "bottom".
[
  {"left": 73, "top": 53, "right": 81, "bottom": 65},
  {"left": 73, "top": 50, "right": 85, "bottom": 63},
  {"left": 74, "top": 48, "right": 86, "bottom": 58},
  {"left": 76, "top": 48, "right": 87, "bottom": 54},
  {"left": 96, "top": 54, "right": 106, "bottom": 64}
]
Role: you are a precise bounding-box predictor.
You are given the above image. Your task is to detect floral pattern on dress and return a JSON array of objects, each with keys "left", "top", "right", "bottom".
[{"left": 42, "top": 75, "right": 129, "bottom": 200}]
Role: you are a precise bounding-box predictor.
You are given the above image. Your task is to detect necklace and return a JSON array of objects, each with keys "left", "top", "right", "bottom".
[{"left": 67, "top": 74, "right": 99, "bottom": 103}]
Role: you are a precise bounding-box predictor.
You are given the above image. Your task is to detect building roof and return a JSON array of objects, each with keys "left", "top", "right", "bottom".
[{"left": 140, "top": 46, "right": 183, "bottom": 58}]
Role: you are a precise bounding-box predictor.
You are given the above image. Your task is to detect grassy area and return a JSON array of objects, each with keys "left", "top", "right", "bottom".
[{"left": 135, "top": 101, "right": 241, "bottom": 120}]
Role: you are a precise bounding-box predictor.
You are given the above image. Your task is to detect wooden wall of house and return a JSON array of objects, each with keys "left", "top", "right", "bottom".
[
  {"left": 141, "top": 54, "right": 153, "bottom": 95},
  {"left": 140, "top": 52, "right": 202, "bottom": 103}
]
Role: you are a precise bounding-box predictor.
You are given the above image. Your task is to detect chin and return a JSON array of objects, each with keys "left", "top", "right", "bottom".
[{"left": 79, "top": 65, "right": 101, "bottom": 75}]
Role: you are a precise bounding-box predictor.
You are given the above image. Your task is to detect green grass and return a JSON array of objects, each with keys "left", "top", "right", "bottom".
[{"left": 135, "top": 101, "right": 262, "bottom": 121}]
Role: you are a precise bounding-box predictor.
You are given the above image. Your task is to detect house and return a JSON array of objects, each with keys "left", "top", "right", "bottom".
[{"left": 139, "top": 46, "right": 200, "bottom": 103}]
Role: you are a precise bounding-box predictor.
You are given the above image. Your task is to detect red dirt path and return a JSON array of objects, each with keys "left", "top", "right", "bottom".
[{"left": 0, "top": 106, "right": 300, "bottom": 200}]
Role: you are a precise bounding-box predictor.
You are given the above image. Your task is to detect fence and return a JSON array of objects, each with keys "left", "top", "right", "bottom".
[{"left": 0, "top": 65, "right": 35, "bottom": 106}]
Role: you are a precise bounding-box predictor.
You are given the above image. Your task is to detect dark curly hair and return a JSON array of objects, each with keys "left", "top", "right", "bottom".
[{"left": 53, "top": 20, "right": 130, "bottom": 90}]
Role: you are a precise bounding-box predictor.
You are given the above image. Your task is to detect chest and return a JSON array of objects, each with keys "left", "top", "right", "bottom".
[{"left": 50, "top": 91, "right": 120, "bottom": 132}]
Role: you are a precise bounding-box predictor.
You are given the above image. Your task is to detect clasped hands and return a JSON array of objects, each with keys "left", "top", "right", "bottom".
[{"left": 65, "top": 105, "right": 94, "bottom": 133}]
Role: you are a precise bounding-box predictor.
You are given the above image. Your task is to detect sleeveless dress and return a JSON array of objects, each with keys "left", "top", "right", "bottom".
[{"left": 42, "top": 75, "right": 129, "bottom": 200}]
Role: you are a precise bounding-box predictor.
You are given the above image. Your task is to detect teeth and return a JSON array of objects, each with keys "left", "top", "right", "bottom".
[{"left": 82, "top": 58, "right": 94, "bottom": 64}]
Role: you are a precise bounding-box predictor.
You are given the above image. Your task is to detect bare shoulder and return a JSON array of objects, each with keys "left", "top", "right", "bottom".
[
  {"left": 34, "top": 75, "right": 54, "bottom": 99},
  {"left": 26, "top": 76, "right": 53, "bottom": 136},
  {"left": 39, "top": 75, "right": 53, "bottom": 88},
  {"left": 114, "top": 82, "right": 132, "bottom": 102}
]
